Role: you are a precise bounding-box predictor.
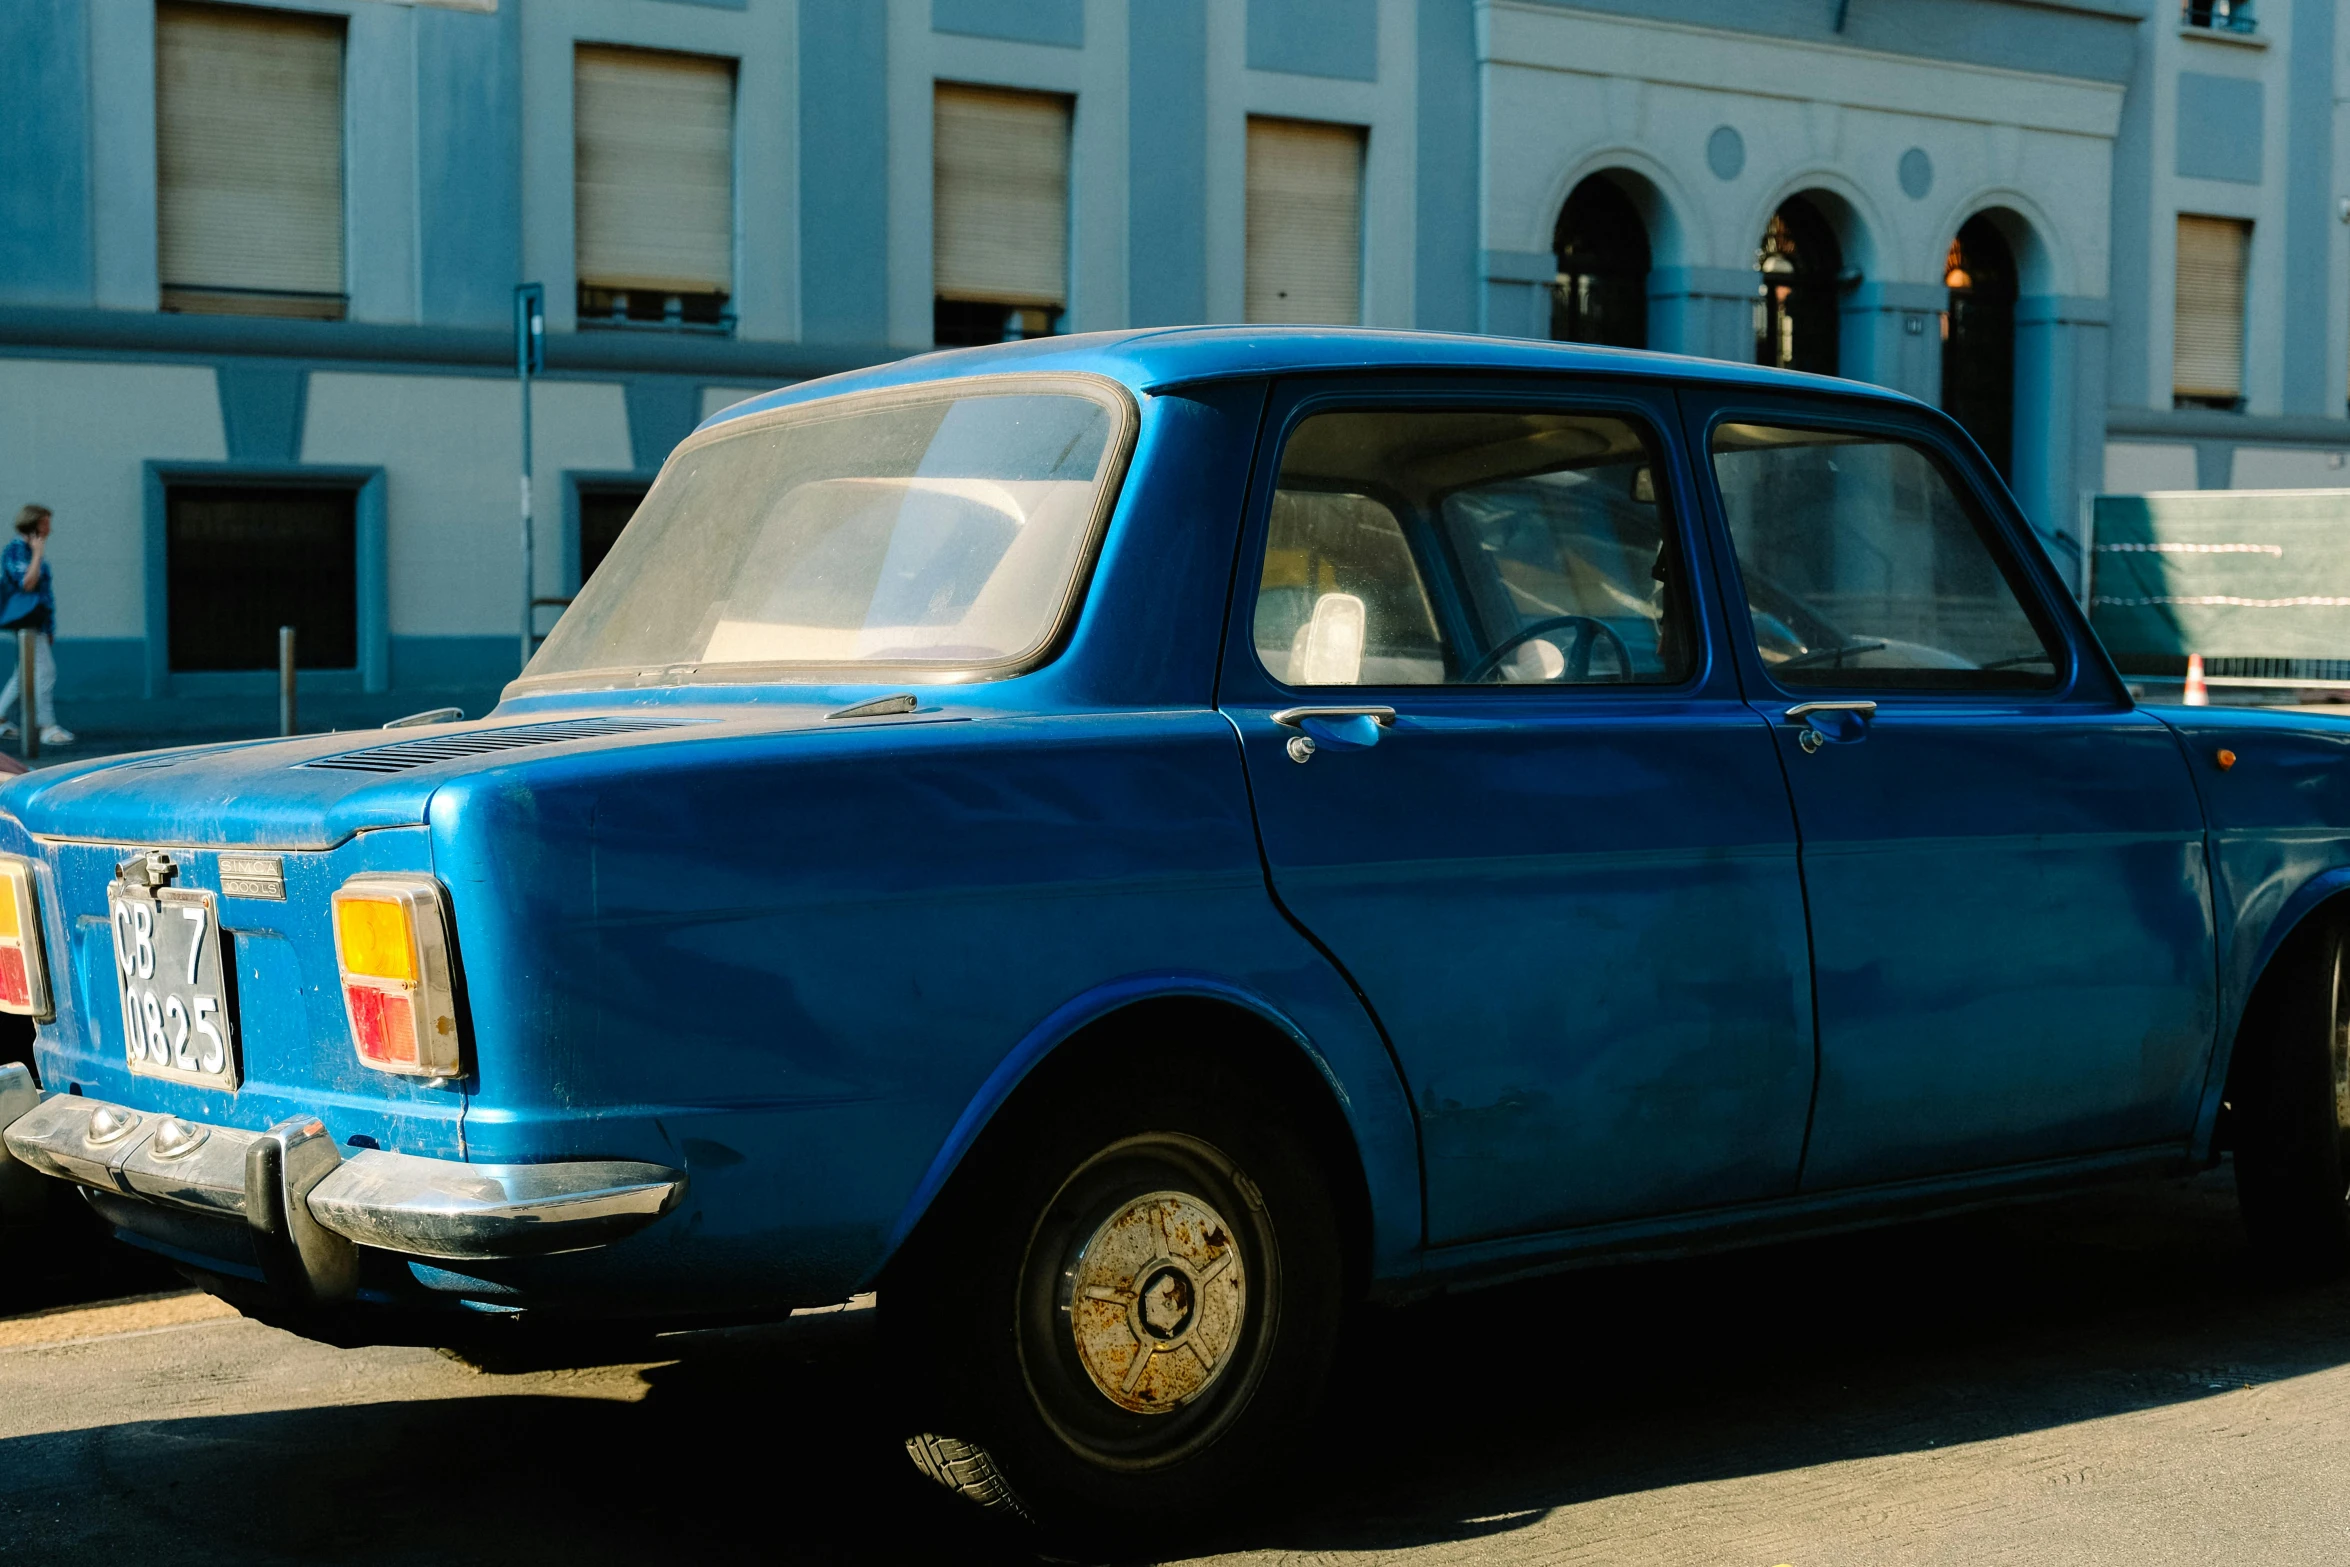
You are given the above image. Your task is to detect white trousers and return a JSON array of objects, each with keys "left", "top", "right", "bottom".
[{"left": 0, "top": 633, "right": 58, "bottom": 729}]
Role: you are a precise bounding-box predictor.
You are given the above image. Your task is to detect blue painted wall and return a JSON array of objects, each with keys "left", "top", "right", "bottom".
[
  {"left": 800, "top": 4, "right": 890, "bottom": 344},
  {"left": 1128, "top": 0, "right": 1208, "bottom": 326},
  {"left": 1416, "top": 0, "right": 1479, "bottom": 333},
  {"left": 2281, "top": 0, "right": 2336, "bottom": 415},
  {"left": 216, "top": 362, "right": 307, "bottom": 465},
  {"left": 1529, "top": 0, "right": 2137, "bottom": 82},
  {"left": 18, "top": 636, "right": 512, "bottom": 735},
  {"left": 622, "top": 377, "right": 698, "bottom": 471},
  {"left": 932, "top": 0, "right": 1082, "bottom": 48},
  {"left": 416, "top": 3, "right": 522, "bottom": 329},
  {"left": 2175, "top": 72, "right": 2263, "bottom": 184},
  {"left": 1247, "top": 0, "right": 1378, "bottom": 81},
  {"left": 0, "top": 0, "right": 93, "bottom": 307}
]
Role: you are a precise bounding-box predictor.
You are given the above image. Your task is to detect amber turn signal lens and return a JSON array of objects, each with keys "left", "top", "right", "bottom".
[
  {"left": 2216, "top": 748, "right": 2237, "bottom": 771},
  {"left": 334, "top": 896, "right": 416, "bottom": 982}
]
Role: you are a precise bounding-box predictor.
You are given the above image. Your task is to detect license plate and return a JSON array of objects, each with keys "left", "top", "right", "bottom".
[{"left": 108, "top": 882, "right": 240, "bottom": 1089}]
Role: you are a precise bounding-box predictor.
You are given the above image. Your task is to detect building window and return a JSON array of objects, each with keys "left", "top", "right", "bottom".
[
  {"left": 2175, "top": 214, "right": 2249, "bottom": 410},
  {"left": 155, "top": 3, "right": 346, "bottom": 320},
  {"left": 574, "top": 46, "right": 736, "bottom": 333},
  {"left": 1551, "top": 175, "right": 1650, "bottom": 349},
  {"left": 1755, "top": 198, "right": 1842, "bottom": 376},
  {"left": 165, "top": 485, "right": 357, "bottom": 672},
  {"left": 932, "top": 84, "right": 1072, "bottom": 347},
  {"left": 2182, "top": 0, "right": 2255, "bottom": 35},
  {"left": 578, "top": 483, "right": 648, "bottom": 588},
  {"left": 1244, "top": 117, "right": 1365, "bottom": 325}
]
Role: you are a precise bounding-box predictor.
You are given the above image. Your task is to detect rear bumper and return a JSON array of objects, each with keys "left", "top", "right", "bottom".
[{"left": 0, "top": 1068, "right": 685, "bottom": 1300}]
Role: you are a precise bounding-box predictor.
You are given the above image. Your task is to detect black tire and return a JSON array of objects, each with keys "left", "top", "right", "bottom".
[
  {"left": 890, "top": 1061, "right": 1344, "bottom": 1540},
  {"left": 2234, "top": 919, "right": 2350, "bottom": 1276}
]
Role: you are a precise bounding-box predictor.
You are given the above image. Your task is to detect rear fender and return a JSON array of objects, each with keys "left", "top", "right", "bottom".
[{"left": 875, "top": 971, "right": 1422, "bottom": 1287}]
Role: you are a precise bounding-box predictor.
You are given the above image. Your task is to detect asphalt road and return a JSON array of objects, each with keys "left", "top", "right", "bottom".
[{"left": 4, "top": 1168, "right": 2350, "bottom": 1565}]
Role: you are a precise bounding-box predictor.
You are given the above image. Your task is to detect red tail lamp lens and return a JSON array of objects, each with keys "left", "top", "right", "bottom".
[
  {"left": 343, "top": 983, "right": 419, "bottom": 1069},
  {"left": 0, "top": 856, "right": 48, "bottom": 1018}
]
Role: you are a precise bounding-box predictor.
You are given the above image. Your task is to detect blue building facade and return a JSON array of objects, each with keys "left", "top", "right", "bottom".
[{"left": 0, "top": 0, "right": 2342, "bottom": 733}]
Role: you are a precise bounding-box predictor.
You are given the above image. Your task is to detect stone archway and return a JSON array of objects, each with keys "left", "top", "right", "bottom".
[
  {"left": 1551, "top": 174, "right": 1652, "bottom": 349},
  {"left": 1942, "top": 213, "right": 2020, "bottom": 478},
  {"left": 1755, "top": 195, "right": 1844, "bottom": 376}
]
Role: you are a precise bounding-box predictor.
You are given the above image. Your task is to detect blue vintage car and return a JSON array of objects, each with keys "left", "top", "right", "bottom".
[{"left": 3, "top": 328, "right": 2349, "bottom": 1528}]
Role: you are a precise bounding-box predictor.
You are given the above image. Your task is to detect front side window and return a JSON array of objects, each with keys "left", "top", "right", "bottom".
[
  {"left": 524, "top": 379, "right": 1131, "bottom": 686},
  {"left": 1253, "top": 409, "right": 1695, "bottom": 687},
  {"left": 1710, "top": 423, "right": 2058, "bottom": 691}
]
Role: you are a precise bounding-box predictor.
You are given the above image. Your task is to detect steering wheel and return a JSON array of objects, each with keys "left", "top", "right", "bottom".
[{"left": 1462, "top": 614, "right": 1633, "bottom": 684}]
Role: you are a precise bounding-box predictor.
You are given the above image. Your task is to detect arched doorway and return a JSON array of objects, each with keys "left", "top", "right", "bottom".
[
  {"left": 1551, "top": 176, "right": 1650, "bottom": 348},
  {"left": 1941, "top": 214, "right": 2018, "bottom": 479},
  {"left": 1755, "top": 197, "right": 1841, "bottom": 375}
]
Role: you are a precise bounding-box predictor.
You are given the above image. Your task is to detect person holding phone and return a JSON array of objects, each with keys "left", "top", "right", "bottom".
[{"left": 0, "top": 505, "right": 73, "bottom": 747}]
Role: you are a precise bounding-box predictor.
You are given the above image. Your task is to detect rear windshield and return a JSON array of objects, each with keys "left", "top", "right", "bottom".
[{"left": 522, "top": 376, "right": 1133, "bottom": 687}]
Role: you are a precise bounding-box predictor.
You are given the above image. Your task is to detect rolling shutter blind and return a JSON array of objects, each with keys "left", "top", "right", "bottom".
[
  {"left": 156, "top": 3, "right": 344, "bottom": 306},
  {"left": 2174, "top": 215, "right": 2249, "bottom": 401},
  {"left": 933, "top": 85, "right": 1071, "bottom": 308},
  {"left": 1245, "top": 118, "right": 1364, "bottom": 325},
  {"left": 574, "top": 46, "right": 735, "bottom": 296}
]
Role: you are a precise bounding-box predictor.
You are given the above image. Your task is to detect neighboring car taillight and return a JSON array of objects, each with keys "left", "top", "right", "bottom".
[
  {"left": 330, "top": 876, "right": 461, "bottom": 1076},
  {"left": 0, "top": 857, "right": 50, "bottom": 1019}
]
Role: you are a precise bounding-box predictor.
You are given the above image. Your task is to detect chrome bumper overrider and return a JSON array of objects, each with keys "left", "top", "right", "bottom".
[
  {"left": 0, "top": 1066, "right": 43, "bottom": 1223},
  {"left": 0, "top": 1067, "right": 685, "bottom": 1300}
]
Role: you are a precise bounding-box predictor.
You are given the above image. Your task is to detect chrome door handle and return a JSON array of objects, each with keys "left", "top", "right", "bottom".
[
  {"left": 1783, "top": 701, "right": 1876, "bottom": 754},
  {"left": 1271, "top": 706, "right": 1397, "bottom": 728},
  {"left": 1270, "top": 706, "right": 1394, "bottom": 764}
]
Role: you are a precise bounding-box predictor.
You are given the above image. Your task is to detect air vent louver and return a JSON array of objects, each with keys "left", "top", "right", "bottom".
[{"left": 300, "top": 717, "right": 695, "bottom": 775}]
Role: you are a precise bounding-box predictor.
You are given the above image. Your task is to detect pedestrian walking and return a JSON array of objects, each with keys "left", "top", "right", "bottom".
[{"left": 0, "top": 505, "right": 74, "bottom": 747}]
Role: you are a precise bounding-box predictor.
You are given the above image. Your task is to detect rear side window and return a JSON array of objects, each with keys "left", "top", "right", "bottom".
[
  {"left": 1710, "top": 423, "right": 2058, "bottom": 691},
  {"left": 1252, "top": 409, "right": 1695, "bottom": 687}
]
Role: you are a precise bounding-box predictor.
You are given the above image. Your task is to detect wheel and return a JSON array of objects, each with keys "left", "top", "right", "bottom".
[
  {"left": 2233, "top": 919, "right": 2350, "bottom": 1276},
  {"left": 892, "top": 1066, "right": 1344, "bottom": 1538}
]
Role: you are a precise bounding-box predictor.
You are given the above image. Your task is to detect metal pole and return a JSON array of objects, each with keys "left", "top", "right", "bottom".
[
  {"left": 519, "top": 362, "right": 534, "bottom": 671},
  {"left": 17, "top": 630, "right": 35, "bottom": 762},
  {"left": 516, "top": 283, "right": 544, "bottom": 674},
  {"left": 278, "top": 625, "right": 297, "bottom": 737}
]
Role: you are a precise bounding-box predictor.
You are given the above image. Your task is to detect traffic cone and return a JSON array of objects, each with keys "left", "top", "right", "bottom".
[{"left": 2184, "top": 652, "right": 2209, "bottom": 706}]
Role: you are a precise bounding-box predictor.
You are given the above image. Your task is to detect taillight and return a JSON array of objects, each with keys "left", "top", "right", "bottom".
[
  {"left": 0, "top": 856, "right": 51, "bottom": 1018},
  {"left": 330, "top": 876, "right": 461, "bottom": 1076}
]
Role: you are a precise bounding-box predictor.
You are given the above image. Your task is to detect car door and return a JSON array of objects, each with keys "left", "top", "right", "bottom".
[
  {"left": 1680, "top": 391, "right": 2218, "bottom": 1190},
  {"left": 1217, "top": 377, "right": 1815, "bottom": 1249}
]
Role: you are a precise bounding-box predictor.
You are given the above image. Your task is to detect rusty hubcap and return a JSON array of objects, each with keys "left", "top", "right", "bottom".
[{"left": 1067, "top": 1189, "right": 1247, "bottom": 1414}]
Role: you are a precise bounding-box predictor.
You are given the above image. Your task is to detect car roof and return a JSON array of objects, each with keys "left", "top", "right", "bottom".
[{"left": 698, "top": 325, "right": 1927, "bottom": 433}]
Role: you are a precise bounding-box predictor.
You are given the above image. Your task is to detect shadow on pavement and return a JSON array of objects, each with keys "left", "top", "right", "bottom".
[
  {"left": 3, "top": 1167, "right": 2347, "bottom": 1564},
  {"left": 0, "top": 1182, "right": 180, "bottom": 1318}
]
